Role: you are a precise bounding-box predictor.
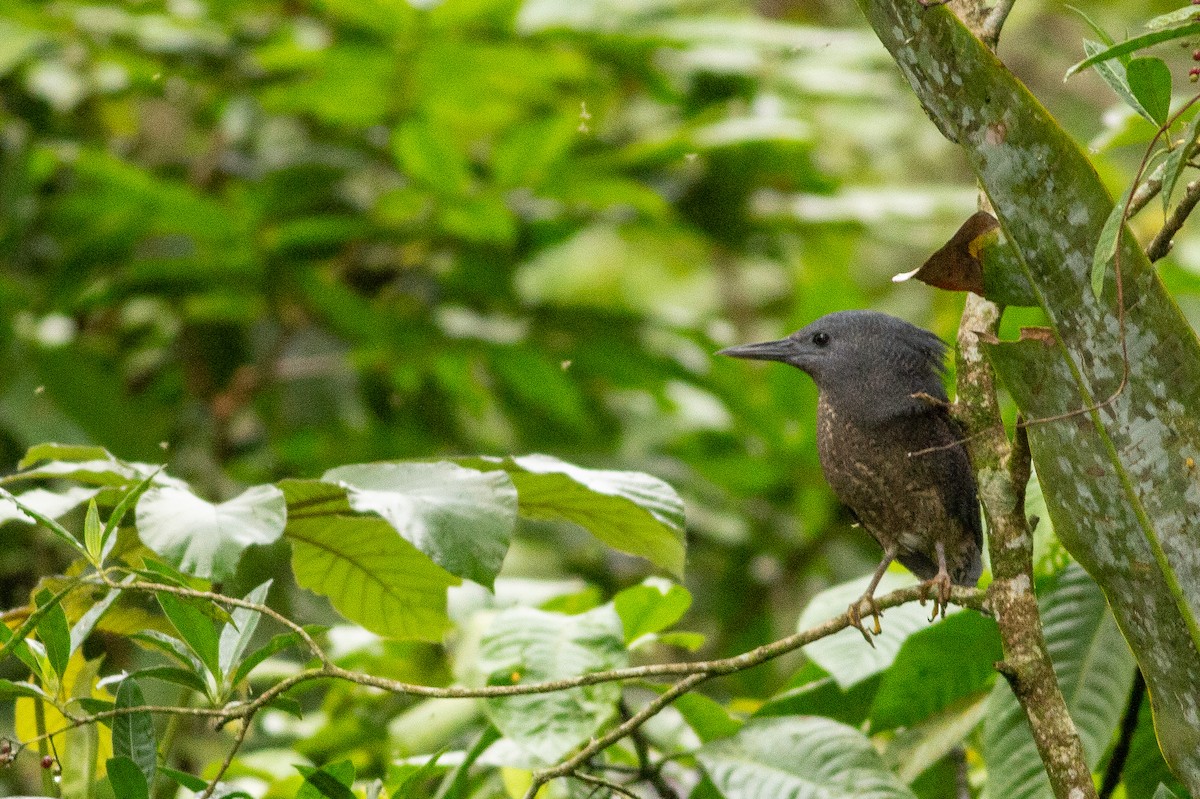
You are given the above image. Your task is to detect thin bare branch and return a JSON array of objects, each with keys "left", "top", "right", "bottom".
[{"left": 1147, "top": 177, "right": 1200, "bottom": 262}]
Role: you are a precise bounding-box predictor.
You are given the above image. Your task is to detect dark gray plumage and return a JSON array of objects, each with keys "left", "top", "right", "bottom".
[{"left": 720, "top": 310, "right": 982, "bottom": 640}]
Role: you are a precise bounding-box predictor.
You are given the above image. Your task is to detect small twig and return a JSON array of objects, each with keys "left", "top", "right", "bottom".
[
  {"left": 980, "top": 0, "right": 1017, "bottom": 48},
  {"left": 1127, "top": 161, "right": 1166, "bottom": 218},
  {"left": 198, "top": 710, "right": 256, "bottom": 799},
  {"left": 1098, "top": 670, "right": 1146, "bottom": 799},
  {"left": 1146, "top": 178, "right": 1200, "bottom": 262},
  {"left": 526, "top": 674, "right": 709, "bottom": 799},
  {"left": 622, "top": 700, "right": 682, "bottom": 799},
  {"left": 571, "top": 770, "right": 642, "bottom": 799}
]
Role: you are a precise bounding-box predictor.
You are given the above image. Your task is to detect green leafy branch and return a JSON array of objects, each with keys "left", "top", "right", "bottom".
[{"left": 14, "top": 573, "right": 982, "bottom": 799}]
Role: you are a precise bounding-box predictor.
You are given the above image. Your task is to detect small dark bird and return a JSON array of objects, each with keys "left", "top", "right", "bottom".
[{"left": 720, "top": 311, "right": 982, "bottom": 641}]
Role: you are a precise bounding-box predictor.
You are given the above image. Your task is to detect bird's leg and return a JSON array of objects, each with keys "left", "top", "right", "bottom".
[
  {"left": 919, "top": 541, "right": 953, "bottom": 622},
  {"left": 848, "top": 548, "right": 897, "bottom": 645}
]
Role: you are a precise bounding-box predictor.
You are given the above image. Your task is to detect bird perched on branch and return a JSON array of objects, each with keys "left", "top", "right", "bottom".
[{"left": 720, "top": 310, "right": 982, "bottom": 642}]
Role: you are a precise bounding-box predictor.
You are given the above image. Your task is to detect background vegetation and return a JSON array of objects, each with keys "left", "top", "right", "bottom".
[{"left": 1, "top": 0, "right": 1198, "bottom": 797}]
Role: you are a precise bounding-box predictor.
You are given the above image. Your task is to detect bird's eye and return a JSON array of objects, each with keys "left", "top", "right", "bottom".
[{"left": 812, "top": 331, "right": 830, "bottom": 346}]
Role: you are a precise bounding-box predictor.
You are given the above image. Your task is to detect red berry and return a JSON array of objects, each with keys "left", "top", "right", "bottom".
[
  {"left": 1193, "top": 49, "right": 1200, "bottom": 61},
  {"left": 41, "top": 755, "right": 54, "bottom": 769}
]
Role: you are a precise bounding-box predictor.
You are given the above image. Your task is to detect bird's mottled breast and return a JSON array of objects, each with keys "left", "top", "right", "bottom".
[{"left": 815, "top": 392, "right": 976, "bottom": 580}]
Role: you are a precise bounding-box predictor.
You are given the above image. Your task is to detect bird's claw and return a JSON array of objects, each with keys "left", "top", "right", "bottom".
[
  {"left": 919, "top": 573, "right": 953, "bottom": 622},
  {"left": 847, "top": 595, "right": 883, "bottom": 647}
]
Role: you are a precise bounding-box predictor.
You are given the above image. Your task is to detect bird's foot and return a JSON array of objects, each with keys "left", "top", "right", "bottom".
[
  {"left": 847, "top": 594, "right": 883, "bottom": 647},
  {"left": 919, "top": 572, "right": 953, "bottom": 622}
]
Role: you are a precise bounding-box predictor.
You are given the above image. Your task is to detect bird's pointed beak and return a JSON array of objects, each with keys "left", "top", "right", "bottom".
[{"left": 717, "top": 338, "right": 797, "bottom": 363}]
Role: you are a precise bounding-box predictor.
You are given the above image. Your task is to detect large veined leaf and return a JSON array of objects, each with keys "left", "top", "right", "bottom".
[
  {"left": 459, "top": 454, "right": 685, "bottom": 577},
  {"left": 472, "top": 605, "right": 627, "bottom": 764},
  {"left": 697, "top": 716, "right": 916, "bottom": 799},
  {"left": 854, "top": 1, "right": 1200, "bottom": 788},
  {"left": 281, "top": 479, "right": 459, "bottom": 642},
  {"left": 797, "top": 571, "right": 954, "bottom": 689},
  {"left": 982, "top": 565, "right": 1136, "bottom": 799},
  {"left": 870, "top": 609, "right": 1001, "bottom": 731},
  {"left": 323, "top": 461, "right": 517, "bottom": 588},
  {"left": 136, "top": 484, "right": 287, "bottom": 581}
]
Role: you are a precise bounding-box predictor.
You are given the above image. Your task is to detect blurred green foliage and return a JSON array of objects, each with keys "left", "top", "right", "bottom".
[{"left": 2, "top": 0, "right": 1199, "bottom": 796}]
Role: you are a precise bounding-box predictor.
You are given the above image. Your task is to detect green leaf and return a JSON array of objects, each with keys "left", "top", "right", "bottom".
[
  {"left": 882, "top": 694, "right": 990, "bottom": 784},
  {"left": 218, "top": 580, "right": 272, "bottom": 684},
  {"left": 0, "top": 678, "right": 50, "bottom": 700},
  {"left": 393, "top": 117, "right": 472, "bottom": 196},
  {"left": 159, "top": 765, "right": 208, "bottom": 791},
  {"left": 0, "top": 486, "right": 99, "bottom": 529},
  {"left": 473, "top": 605, "right": 628, "bottom": 764},
  {"left": 655, "top": 630, "right": 706, "bottom": 650},
  {"left": 1065, "top": 6, "right": 1115, "bottom": 47},
  {"left": 35, "top": 588, "right": 71, "bottom": 681},
  {"left": 982, "top": 565, "right": 1136, "bottom": 799},
  {"left": 157, "top": 592, "right": 222, "bottom": 681},
  {"left": 69, "top": 576, "right": 131, "bottom": 654},
  {"left": 285, "top": 480, "right": 458, "bottom": 641},
  {"left": 1081, "top": 40, "right": 1155, "bottom": 123},
  {"left": 136, "top": 484, "right": 287, "bottom": 582},
  {"left": 1154, "top": 784, "right": 1182, "bottom": 799},
  {"left": 755, "top": 668, "right": 882, "bottom": 729},
  {"left": 432, "top": 726, "right": 499, "bottom": 799},
  {"left": 75, "top": 697, "right": 114, "bottom": 715},
  {"left": 229, "top": 628, "right": 319, "bottom": 688},
  {"left": 0, "top": 487, "right": 89, "bottom": 557},
  {"left": 322, "top": 461, "right": 517, "bottom": 589},
  {"left": 614, "top": 578, "right": 692, "bottom": 643},
  {"left": 1091, "top": 193, "right": 1127, "bottom": 299},
  {"left": 0, "top": 618, "right": 40, "bottom": 674},
  {"left": 797, "top": 570, "right": 947, "bottom": 688},
  {"left": 458, "top": 454, "right": 686, "bottom": 578},
  {"left": 84, "top": 500, "right": 102, "bottom": 562},
  {"left": 1162, "top": 111, "right": 1200, "bottom": 212},
  {"left": 1125, "top": 57, "right": 1172, "bottom": 126},
  {"left": 869, "top": 611, "right": 1002, "bottom": 731},
  {"left": 1147, "top": 5, "right": 1200, "bottom": 30},
  {"left": 1067, "top": 23, "right": 1200, "bottom": 78},
  {"left": 698, "top": 717, "right": 916, "bottom": 799},
  {"left": 1124, "top": 685, "right": 1188, "bottom": 799},
  {"left": 113, "top": 679, "right": 156, "bottom": 790},
  {"left": 106, "top": 756, "right": 150, "bottom": 799},
  {"left": 129, "top": 630, "right": 205, "bottom": 672},
  {"left": 296, "top": 760, "right": 356, "bottom": 799},
  {"left": 101, "top": 469, "right": 160, "bottom": 562},
  {"left": 672, "top": 692, "right": 743, "bottom": 743},
  {"left": 19, "top": 443, "right": 113, "bottom": 469},
  {"left": 131, "top": 666, "right": 210, "bottom": 694}
]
